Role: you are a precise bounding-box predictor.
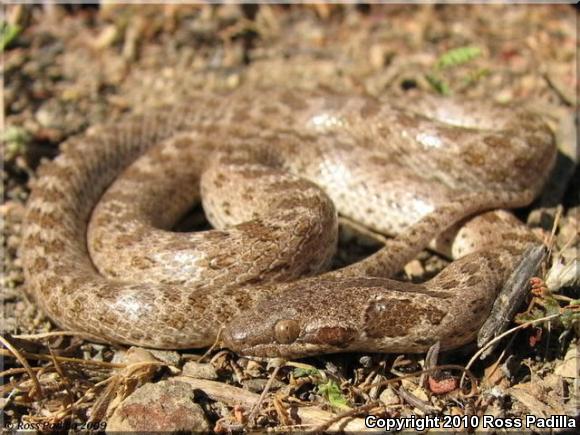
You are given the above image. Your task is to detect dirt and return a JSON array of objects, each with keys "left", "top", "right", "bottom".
[{"left": 2, "top": 3, "right": 578, "bottom": 432}]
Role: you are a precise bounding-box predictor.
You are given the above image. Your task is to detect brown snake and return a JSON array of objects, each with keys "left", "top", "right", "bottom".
[{"left": 21, "top": 89, "right": 556, "bottom": 358}]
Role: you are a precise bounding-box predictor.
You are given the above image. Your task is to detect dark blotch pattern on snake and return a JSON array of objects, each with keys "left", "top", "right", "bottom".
[{"left": 21, "top": 89, "right": 556, "bottom": 357}]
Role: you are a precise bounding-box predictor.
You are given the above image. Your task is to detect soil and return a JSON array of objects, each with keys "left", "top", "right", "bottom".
[{"left": 2, "top": 3, "right": 578, "bottom": 432}]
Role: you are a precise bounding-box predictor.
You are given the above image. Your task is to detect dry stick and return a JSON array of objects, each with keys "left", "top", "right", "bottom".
[
  {"left": 209, "top": 349, "right": 231, "bottom": 365},
  {"left": 174, "top": 377, "right": 371, "bottom": 431},
  {"left": 2, "top": 388, "right": 18, "bottom": 411},
  {"left": 543, "top": 71, "right": 576, "bottom": 106},
  {"left": 311, "top": 401, "right": 381, "bottom": 433},
  {"left": 68, "top": 376, "right": 116, "bottom": 412},
  {"left": 365, "top": 372, "right": 383, "bottom": 401},
  {"left": 46, "top": 347, "right": 80, "bottom": 426},
  {"left": 477, "top": 244, "right": 547, "bottom": 357},
  {"left": 0, "top": 383, "right": 22, "bottom": 397},
  {"left": 88, "top": 379, "right": 122, "bottom": 423},
  {"left": 461, "top": 313, "right": 561, "bottom": 388},
  {"left": 0, "top": 366, "right": 45, "bottom": 377},
  {"left": 272, "top": 396, "right": 292, "bottom": 427},
  {"left": 3, "top": 361, "right": 121, "bottom": 412},
  {"left": 269, "top": 423, "right": 320, "bottom": 432},
  {"left": 14, "top": 331, "right": 106, "bottom": 341},
  {"left": 359, "top": 364, "right": 478, "bottom": 397},
  {"left": 545, "top": 206, "right": 563, "bottom": 266},
  {"left": 48, "top": 346, "right": 76, "bottom": 423},
  {"left": 555, "top": 232, "right": 578, "bottom": 259},
  {"left": 0, "top": 334, "right": 43, "bottom": 399},
  {"left": 228, "top": 356, "right": 247, "bottom": 382},
  {"left": 0, "top": 349, "right": 125, "bottom": 369},
  {"left": 284, "top": 360, "right": 320, "bottom": 372},
  {"left": 421, "top": 342, "right": 440, "bottom": 388},
  {"left": 198, "top": 327, "right": 224, "bottom": 363},
  {"left": 397, "top": 387, "right": 440, "bottom": 414},
  {"left": 123, "top": 360, "right": 168, "bottom": 373},
  {"left": 546, "top": 232, "right": 579, "bottom": 293},
  {"left": 247, "top": 364, "right": 281, "bottom": 426},
  {"left": 338, "top": 216, "right": 388, "bottom": 245},
  {"left": 481, "top": 333, "right": 518, "bottom": 387},
  {"left": 477, "top": 207, "right": 562, "bottom": 359},
  {"left": 536, "top": 205, "right": 562, "bottom": 285}
]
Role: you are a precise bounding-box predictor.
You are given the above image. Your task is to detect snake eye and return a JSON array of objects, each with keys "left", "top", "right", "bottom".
[{"left": 274, "top": 319, "right": 300, "bottom": 344}]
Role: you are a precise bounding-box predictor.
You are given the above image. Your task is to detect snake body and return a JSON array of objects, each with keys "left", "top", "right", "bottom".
[{"left": 21, "top": 89, "right": 556, "bottom": 358}]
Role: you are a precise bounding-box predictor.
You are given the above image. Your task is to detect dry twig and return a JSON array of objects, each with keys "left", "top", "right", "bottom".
[
  {"left": 247, "top": 364, "right": 281, "bottom": 426},
  {"left": 462, "top": 313, "right": 562, "bottom": 387},
  {"left": 0, "top": 335, "right": 43, "bottom": 399}
]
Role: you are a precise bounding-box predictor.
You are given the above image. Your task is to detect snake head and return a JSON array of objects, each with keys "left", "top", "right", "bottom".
[
  {"left": 223, "top": 276, "right": 457, "bottom": 358},
  {"left": 222, "top": 278, "right": 398, "bottom": 358},
  {"left": 223, "top": 312, "right": 360, "bottom": 359},
  {"left": 222, "top": 278, "right": 377, "bottom": 358}
]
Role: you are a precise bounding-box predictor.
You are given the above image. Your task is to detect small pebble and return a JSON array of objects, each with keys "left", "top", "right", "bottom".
[
  {"left": 379, "top": 387, "right": 400, "bottom": 406},
  {"left": 182, "top": 361, "right": 219, "bottom": 380}
]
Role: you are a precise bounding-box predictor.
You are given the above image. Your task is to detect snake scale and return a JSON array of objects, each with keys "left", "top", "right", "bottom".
[{"left": 21, "top": 89, "right": 556, "bottom": 358}]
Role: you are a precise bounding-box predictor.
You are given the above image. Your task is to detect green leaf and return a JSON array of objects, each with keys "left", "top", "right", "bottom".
[
  {"left": 293, "top": 367, "right": 320, "bottom": 378},
  {"left": 515, "top": 312, "right": 536, "bottom": 324},
  {"left": 425, "top": 73, "right": 450, "bottom": 95},
  {"left": 1, "top": 22, "right": 22, "bottom": 51},
  {"left": 317, "top": 380, "right": 350, "bottom": 410},
  {"left": 2, "top": 126, "right": 31, "bottom": 160},
  {"left": 436, "top": 46, "right": 482, "bottom": 70},
  {"left": 560, "top": 309, "right": 579, "bottom": 330},
  {"left": 544, "top": 297, "right": 563, "bottom": 315},
  {"left": 462, "top": 67, "right": 490, "bottom": 87}
]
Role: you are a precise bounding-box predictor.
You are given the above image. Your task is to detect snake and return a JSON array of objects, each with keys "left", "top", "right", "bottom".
[{"left": 21, "top": 89, "right": 556, "bottom": 358}]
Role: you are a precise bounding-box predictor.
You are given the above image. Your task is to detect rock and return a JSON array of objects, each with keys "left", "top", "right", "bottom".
[
  {"left": 404, "top": 259, "right": 424, "bottom": 279},
  {"left": 244, "top": 359, "right": 264, "bottom": 377},
  {"left": 554, "top": 346, "right": 579, "bottom": 379},
  {"left": 542, "top": 373, "right": 565, "bottom": 396},
  {"left": 182, "top": 361, "right": 219, "bottom": 380},
  {"left": 148, "top": 349, "right": 181, "bottom": 366},
  {"left": 117, "top": 347, "right": 158, "bottom": 365},
  {"left": 113, "top": 346, "right": 180, "bottom": 369},
  {"left": 241, "top": 378, "right": 284, "bottom": 393},
  {"left": 411, "top": 386, "right": 429, "bottom": 402},
  {"left": 107, "top": 380, "right": 210, "bottom": 433},
  {"left": 369, "top": 44, "right": 387, "bottom": 70},
  {"left": 379, "top": 387, "right": 400, "bottom": 406}
]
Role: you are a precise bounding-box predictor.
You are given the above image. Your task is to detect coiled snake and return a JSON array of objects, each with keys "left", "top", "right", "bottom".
[{"left": 21, "top": 89, "right": 556, "bottom": 358}]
